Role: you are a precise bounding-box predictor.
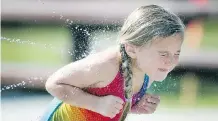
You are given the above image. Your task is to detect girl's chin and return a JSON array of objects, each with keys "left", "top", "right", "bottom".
[{"left": 153, "top": 73, "right": 168, "bottom": 81}]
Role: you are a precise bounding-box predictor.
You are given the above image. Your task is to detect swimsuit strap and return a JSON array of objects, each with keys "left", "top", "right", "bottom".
[{"left": 134, "top": 74, "right": 149, "bottom": 103}]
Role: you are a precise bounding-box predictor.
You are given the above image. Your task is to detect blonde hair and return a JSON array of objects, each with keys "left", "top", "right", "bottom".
[{"left": 119, "top": 5, "right": 185, "bottom": 121}]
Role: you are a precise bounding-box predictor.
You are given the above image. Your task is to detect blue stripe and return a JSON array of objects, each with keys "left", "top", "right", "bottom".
[
  {"left": 134, "top": 74, "right": 149, "bottom": 104},
  {"left": 40, "top": 98, "right": 63, "bottom": 121}
]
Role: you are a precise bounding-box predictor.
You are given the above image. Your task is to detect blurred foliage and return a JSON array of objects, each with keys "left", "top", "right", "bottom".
[
  {"left": 1, "top": 24, "right": 72, "bottom": 65},
  {"left": 201, "top": 19, "right": 218, "bottom": 50}
]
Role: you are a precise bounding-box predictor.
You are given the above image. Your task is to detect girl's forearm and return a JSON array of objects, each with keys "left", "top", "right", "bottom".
[{"left": 47, "top": 83, "right": 100, "bottom": 112}]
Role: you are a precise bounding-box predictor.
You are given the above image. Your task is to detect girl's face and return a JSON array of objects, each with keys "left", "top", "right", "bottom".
[{"left": 133, "top": 34, "right": 183, "bottom": 81}]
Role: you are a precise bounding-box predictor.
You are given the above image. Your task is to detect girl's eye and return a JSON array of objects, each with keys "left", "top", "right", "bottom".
[{"left": 160, "top": 53, "right": 168, "bottom": 56}]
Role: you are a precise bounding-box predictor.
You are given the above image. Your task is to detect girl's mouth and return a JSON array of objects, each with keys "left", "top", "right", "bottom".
[{"left": 158, "top": 68, "right": 168, "bottom": 72}]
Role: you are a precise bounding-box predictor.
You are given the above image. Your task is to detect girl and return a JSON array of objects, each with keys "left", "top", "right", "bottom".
[{"left": 41, "top": 5, "right": 185, "bottom": 121}]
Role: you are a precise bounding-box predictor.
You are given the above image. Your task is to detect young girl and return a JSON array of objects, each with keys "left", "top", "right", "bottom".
[{"left": 41, "top": 5, "right": 185, "bottom": 121}]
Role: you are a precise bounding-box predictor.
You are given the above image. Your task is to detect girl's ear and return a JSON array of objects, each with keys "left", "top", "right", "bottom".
[{"left": 124, "top": 43, "right": 137, "bottom": 59}]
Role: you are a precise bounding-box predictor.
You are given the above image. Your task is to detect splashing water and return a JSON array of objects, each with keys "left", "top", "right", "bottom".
[
  {"left": 1, "top": 81, "right": 26, "bottom": 92},
  {"left": 2, "top": 3, "right": 118, "bottom": 93},
  {"left": 1, "top": 36, "right": 52, "bottom": 48},
  {"left": 0, "top": 76, "right": 46, "bottom": 92},
  {"left": 1, "top": 36, "right": 76, "bottom": 57}
]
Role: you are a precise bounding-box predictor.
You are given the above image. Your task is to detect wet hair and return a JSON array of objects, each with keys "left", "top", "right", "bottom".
[{"left": 119, "top": 5, "right": 185, "bottom": 121}]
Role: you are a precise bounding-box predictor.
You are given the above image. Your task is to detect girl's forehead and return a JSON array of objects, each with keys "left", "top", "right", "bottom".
[{"left": 149, "top": 34, "right": 183, "bottom": 49}]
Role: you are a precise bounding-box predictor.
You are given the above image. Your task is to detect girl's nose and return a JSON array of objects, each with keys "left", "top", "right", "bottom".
[{"left": 164, "top": 55, "right": 174, "bottom": 66}]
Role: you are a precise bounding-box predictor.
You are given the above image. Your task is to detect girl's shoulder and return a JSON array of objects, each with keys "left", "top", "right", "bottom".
[{"left": 84, "top": 47, "right": 120, "bottom": 88}]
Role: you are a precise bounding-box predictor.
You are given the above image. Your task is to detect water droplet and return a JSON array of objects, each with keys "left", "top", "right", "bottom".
[
  {"left": 69, "top": 21, "right": 73, "bottom": 25},
  {"left": 6, "top": 86, "right": 10, "bottom": 90},
  {"left": 22, "top": 81, "right": 26, "bottom": 85},
  {"left": 17, "top": 83, "right": 22, "bottom": 86},
  {"left": 60, "top": 15, "right": 63, "bottom": 19},
  {"left": 154, "top": 83, "right": 157, "bottom": 87},
  {"left": 33, "top": 77, "right": 38, "bottom": 80},
  {"left": 16, "top": 39, "right": 20, "bottom": 42},
  {"left": 1, "top": 37, "right": 6, "bottom": 40},
  {"left": 29, "top": 42, "right": 33, "bottom": 45}
]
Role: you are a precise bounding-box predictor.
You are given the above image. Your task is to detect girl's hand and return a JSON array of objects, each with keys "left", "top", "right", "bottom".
[
  {"left": 134, "top": 93, "right": 160, "bottom": 114},
  {"left": 94, "top": 95, "right": 124, "bottom": 118}
]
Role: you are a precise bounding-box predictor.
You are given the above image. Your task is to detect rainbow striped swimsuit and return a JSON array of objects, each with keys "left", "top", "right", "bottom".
[{"left": 40, "top": 71, "right": 149, "bottom": 121}]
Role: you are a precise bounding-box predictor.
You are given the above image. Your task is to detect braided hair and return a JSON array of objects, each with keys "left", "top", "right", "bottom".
[{"left": 119, "top": 44, "right": 133, "bottom": 121}]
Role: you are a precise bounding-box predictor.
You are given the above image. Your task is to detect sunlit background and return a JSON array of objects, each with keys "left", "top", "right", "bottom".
[{"left": 1, "top": 0, "right": 218, "bottom": 121}]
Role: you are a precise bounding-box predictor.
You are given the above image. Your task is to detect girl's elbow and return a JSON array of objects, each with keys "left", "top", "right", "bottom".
[
  {"left": 45, "top": 76, "right": 60, "bottom": 95},
  {"left": 45, "top": 77, "right": 69, "bottom": 100}
]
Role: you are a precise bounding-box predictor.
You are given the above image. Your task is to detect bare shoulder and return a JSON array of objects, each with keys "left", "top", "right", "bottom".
[
  {"left": 84, "top": 47, "right": 120, "bottom": 87},
  {"left": 47, "top": 46, "right": 120, "bottom": 88}
]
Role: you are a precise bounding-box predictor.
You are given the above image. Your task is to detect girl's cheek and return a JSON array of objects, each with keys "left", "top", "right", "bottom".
[{"left": 173, "top": 57, "right": 179, "bottom": 65}]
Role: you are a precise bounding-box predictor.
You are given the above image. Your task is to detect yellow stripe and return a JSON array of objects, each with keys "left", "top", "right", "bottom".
[{"left": 51, "top": 103, "right": 87, "bottom": 121}]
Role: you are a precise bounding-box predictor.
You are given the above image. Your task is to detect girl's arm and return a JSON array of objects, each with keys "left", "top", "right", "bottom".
[
  {"left": 45, "top": 53, "right": 118, "bottom": 112},
  {"left": 48, "top": 83, "right": 101, "bottom": 112}
]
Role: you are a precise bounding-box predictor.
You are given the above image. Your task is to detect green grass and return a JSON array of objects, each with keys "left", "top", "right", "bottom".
[
  {"left": 158, "top": 94, "right": 218, "bottom": 108},
  {"left": 1, "top": 25, "right": 72, "bottom": 65},
  {"left": 201, "top": 19, "right": 218, "bottom": 50}
]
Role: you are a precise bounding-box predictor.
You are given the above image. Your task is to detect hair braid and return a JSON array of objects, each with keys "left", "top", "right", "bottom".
[{"left": 119, "top": 44, "right": 133, "bottom": 121}]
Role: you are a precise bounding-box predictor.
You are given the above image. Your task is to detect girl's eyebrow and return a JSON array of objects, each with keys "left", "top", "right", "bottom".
[
  {"left": 158, "top": 50, "right": 181, "bottom": 53},
  {"left": 158, "top": 51, "right": 168, "bottom": 53}
]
